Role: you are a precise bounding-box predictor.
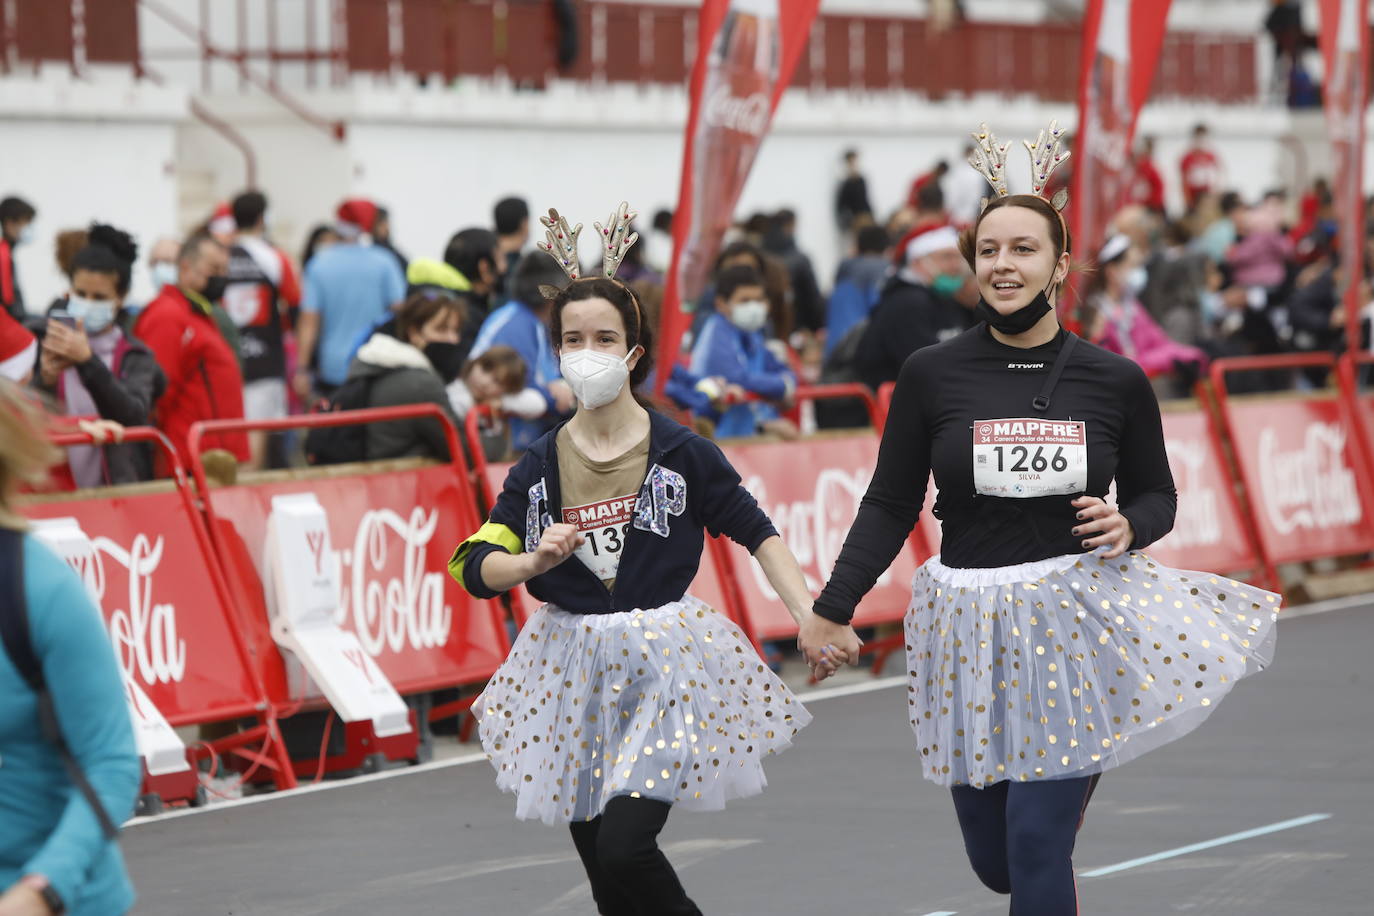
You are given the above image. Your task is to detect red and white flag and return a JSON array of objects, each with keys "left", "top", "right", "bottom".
[{"left": 656, "top": 0, "right": 820, "bottom": 394}]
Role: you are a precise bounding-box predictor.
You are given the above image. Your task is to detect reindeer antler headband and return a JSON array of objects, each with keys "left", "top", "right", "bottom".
[
  {"left": 535, "top": 201, "right": 644, "bottom": 327},
  {"left": 968, "top": 120, "right": 1072, "bottom": 215}
]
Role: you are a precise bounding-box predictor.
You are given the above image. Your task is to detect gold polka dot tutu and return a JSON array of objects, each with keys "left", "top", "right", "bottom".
[
  {"left": 905, "top": 550, "right": 1279, "bottom": 788},
  {"left": 474, "top": 596, "right": 811, "bottom": 824}
]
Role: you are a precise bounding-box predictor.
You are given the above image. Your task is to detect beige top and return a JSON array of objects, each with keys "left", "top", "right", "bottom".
[{"left": 556, "top": 425, "right": 651, "bottom": 591}]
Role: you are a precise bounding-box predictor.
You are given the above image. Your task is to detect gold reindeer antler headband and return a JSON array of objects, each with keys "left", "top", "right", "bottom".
[
  {"left": 968, "top": 120, "right": 1072, "bottom": 215},
  {"left": 535, "top": 202, "right": 644, "bottom": 329}
]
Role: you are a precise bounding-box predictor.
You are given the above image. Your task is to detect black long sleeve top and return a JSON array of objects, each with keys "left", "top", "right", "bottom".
[{"left": 814, "top": 324, "right": 1177, "bottom": 625}]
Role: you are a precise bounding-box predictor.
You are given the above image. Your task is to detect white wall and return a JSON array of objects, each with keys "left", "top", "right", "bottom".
[{"left": 0, "top": 77, "right": 185, "bottom": 314}]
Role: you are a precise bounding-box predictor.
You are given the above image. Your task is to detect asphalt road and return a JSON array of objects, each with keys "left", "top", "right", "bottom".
[{"left": 122, "top": 604, "right": 1374, "bottom": 915}]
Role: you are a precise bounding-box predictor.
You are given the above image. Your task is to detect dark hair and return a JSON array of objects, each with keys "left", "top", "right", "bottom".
[
  {"left": 1192, "top": 123, "right": 1209, "bottom": 137},
  {"left": 856, "top": 224, "right": 890, "bottom": 255},
  {"left": 231, "top": 191, "right": 267, "bottom": 230},
  {"left": 465, "top": 345, "right": 527, "bottom": 392},
  {"left": 1218, "top": 191, "right": 1243, "bottom": 215},
  {"left": 652, "top": 209, "right": 673, "bottom": 233},
  {"left": 915, "top": 183, "right": 945, "bottom": 212},
  {"left": 713, "top": 239, "right": 765, "bottom": 275},
  {"left": 494, "top": 197, "right": 529, "bottom": 236},
  {"left": 510, "top": 250, "right": 569, "bottom": 309},
  {"left": 842, "top": 148, "right": 858, "bottom": 162},
  {"left": 179, "top": 230, "right": 223, "bottom": 264},
  {"left": 444, "top": 227, "right": 499, "bottom": 280},
  {"left": 301, "top": 224, "right": 339, "bottom": 267},
  {"left": 774, "top": 208, "right": 797, "bottom": 228},
  {"left": 958, "top": 194, "right": 1073, "bottom": 270},
  {"left": 71, "top": 223, "right": 138, "bottom": 296},
  {"left": 549, "top": 278, "right": 655, "bottom": 391},
  {"left": 715, "top": 264, "right": 765, "bottom": 303},
  {"left": 0, "top": 196, "right": 35, "bottom": 225},
  {"left": 393, "top": 291, "right": 463, "bottom": 343}
]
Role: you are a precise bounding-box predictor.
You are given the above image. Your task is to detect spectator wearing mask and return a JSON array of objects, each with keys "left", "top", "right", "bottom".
[
  {"left": 33, "top": 225, "right": 166, "bottom": 486},
  {"left": 443, "top": 227, "right": 506, "bottom": 321},
  {"left": 344, "top": 291, "right": 464, "bottom": 461},
  {"left": 825, "top": 224, "right": 891, "bottom": 357},
  {"left": 0, "top": 313, "right": 36, "bottom": 384},
  {"left": 134, "top": 231, "right": 249, "bottom": 465},
  {"left": 145, "top": 238, "right": 181, "bottom": 304},
  {"left": 835, "top": 149, "right": 874, "bottom": 232},
  {"left": 690, "top": 264, "right": 798, "bottom": 439},
  {"left": 1, "top": 196, "right": 37, "bottom": 322},
  {"left": 762, "top": 209, "right": 824, "bottom": 334},
  {"left": 295, "top": 198, "right": 406, "bottom": 400},
  {"left": 1179, "top": 124, "right": 1223, "bottom": 212},
  {"left": 1086, "top": 235, "right": 1208, "bottom": 395},
  {"left": 856, "top": 223, "right": 975, "bottom": 392},
  {"left": 688, "top": 240, "right": 791, "bottom": 346},
  {"left": 470, "top": 251, "right": 574, "bottom": 451},
  {"left": 0, "top": 380, "right": 141, "bottom": 916},
  {"left": 493, "top": 196, "right": 530, "bottom": 291},
  {"left": 224, "top": 191, "right": 302, "bottom": 469}
]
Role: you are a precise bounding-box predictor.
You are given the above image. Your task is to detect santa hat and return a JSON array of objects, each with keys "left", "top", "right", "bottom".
[
  {"left": 336, "top": 198, "right": 379, "bottom": 239},
  {"left": 0, "top": 312, "right": 37, "bottom": 383},
  {"left": 209, "top": 202, "right": 236, "bottom": 240},
  {"left": 894, "top": 222, "right": 960, "bottom": 266}
]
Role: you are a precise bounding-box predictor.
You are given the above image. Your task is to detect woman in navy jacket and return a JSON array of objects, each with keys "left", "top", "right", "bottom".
[{"left": 450, "top": 204, "right": 854, "bottom": 916}]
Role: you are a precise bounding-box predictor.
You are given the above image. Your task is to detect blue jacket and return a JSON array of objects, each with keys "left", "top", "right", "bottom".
[
  {"left": 449, "top": 410, "right": 777, "bottom": 613},
  {"left": 689, "top": 312, "right": 795, "bottom": 438},
  {"left": 824, "top": 254, "right": 889, "bottom": 357},
  {"left": 471, "top": 299, "right": 564, "bottom": 450},
  {"left": 302, "top": 242, "right": 407, "bottom": 386},
  {"left": 0, "top": 536, "right": 139, "bottom": 916}
]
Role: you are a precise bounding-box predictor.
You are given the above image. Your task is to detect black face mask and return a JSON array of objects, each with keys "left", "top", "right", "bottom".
[
  {"left": 424, "top": 341, "right": 465, "bottom": 384},
  {"left": 975, "top": 285, "right": 1055, "bottom": 336},
  {"left": 202, "top": 276, "right": 228, "bottom": 302}
]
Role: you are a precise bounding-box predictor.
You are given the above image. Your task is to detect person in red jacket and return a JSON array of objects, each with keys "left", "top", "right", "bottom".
[
  {"left": 1179, "top": 123, "right": 1223, "bottom": 212},
  {"left": 1127, "top": 136, "right": 1166, "bottom": 215},
  {"left": 133, "top": 231, "right": 249, "bottom": 466}
]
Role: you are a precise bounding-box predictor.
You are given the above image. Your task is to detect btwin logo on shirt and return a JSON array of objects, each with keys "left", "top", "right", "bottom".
[{"left": 1006, "top": 362, "right": 1046, "bottom": 370}]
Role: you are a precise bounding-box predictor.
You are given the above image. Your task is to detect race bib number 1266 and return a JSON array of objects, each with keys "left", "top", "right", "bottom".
[{"left": 972, "top": 418, "right": 1087, "bottom": 498}]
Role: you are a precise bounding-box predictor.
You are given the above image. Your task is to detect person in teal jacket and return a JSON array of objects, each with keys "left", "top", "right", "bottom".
[{"left": 0, "top": 380, "right": 140, "bottom": 916}]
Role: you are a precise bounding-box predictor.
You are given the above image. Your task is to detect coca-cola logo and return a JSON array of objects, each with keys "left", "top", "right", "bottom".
[
  {"left": 61, "top": 534, "right": 188, "bottom": 687},
  {"left": 338, "top": 507, "right": 452, "bottom": 658},
  {"left": 1158, "top": 439, "right": 1221, "bottom": 549},
  {"left": 703, "top": 86, "right": 771, "bottom": 137},
  {"left": 1257, "top": 423, "right": 1361, "bottom": 535},
  {"left": 741, "top": 468, "right": 892, "bottom": 599}
]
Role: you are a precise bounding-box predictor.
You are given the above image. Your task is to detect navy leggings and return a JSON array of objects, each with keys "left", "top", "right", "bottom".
[
  {"left": 950, "top": 774, "right": 1100, "bottom": 915},
  {"left": 569, "top": 796, "right": 702, "bottom": 916}
]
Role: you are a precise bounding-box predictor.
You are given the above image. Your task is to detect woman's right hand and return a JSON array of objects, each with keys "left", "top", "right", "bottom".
[{"left": 527, "top": 523, "right": 584, "bottom": 576}]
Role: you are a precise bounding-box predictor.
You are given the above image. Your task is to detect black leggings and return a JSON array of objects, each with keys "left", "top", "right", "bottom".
[
  {"left": 950, "top": 774, "right": 1100, "bottom": 916},
  {"left": 569, "top": 796, "right": 702, "bottom": 916}
]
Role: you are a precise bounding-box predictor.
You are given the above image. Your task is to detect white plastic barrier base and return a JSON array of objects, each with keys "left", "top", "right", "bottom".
[
  {"left": 264, "top": 494, "right": 411, "bottom": 738},
  {"left": 29, "top": 517, "right": 192, "bottom": 776}
]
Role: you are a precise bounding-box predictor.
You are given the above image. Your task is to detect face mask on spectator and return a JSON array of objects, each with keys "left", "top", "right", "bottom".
[
  {"left": 1199, "top": 290, "right": 1223, "bottom": 324},
  {"left": 66, "top": 295, "right": 116, "bottom": 334},
  {"left": 931, "top": 273, "right": 965, "bottom": 297},
  {"left": 560, "top": 348, "right": 634, "bottom": 409},
  {"left": 150, "top": 262, "right": 178, "bottom": 290},
  {"left": 1126, "top": 266, "right": 1148, "bottom": 296},
  {"left": 423, "top": 341, "right": 465, "bottom": 384},
  {"left": 729, "top": 300, "right": 769, "bottom": 333},
  {"left": 202, "top": 275, "right": 228, "bottom": 302}
]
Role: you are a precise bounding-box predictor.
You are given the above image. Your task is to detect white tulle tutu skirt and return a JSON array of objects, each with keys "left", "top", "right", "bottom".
[
  {"left": 475, "top": 595, "right": 811, "bottom": 824},
  {"left": 905, "top": 550, "right": 1279, "bottom": 788}
]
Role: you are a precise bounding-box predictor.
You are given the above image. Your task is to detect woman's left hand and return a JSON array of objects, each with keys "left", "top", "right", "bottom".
[
  {"left": 0, "top": 882, "right": 53, "bottom": 916},
  {"left": 1070, "top": 495, "right": 1135, "bottom": 559}
]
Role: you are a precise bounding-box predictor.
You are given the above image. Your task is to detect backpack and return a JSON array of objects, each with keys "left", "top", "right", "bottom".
[
  {"left": 303, "top": 375, "right": 377, "bottom": 465},
  {"left": 0, "top": 528, "right": 121, "bottom": 840}
]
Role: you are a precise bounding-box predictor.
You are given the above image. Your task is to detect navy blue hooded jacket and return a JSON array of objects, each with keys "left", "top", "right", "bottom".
[{"left": 448, "top": 410, "right": 777, "bottom": 613}]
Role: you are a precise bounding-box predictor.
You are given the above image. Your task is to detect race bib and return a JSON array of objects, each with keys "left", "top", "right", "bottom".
[
  {"left": 972, "top": 418, "right": 1087, "bottom": 498},
  {"left": 563, "top": 494, "right": 637, "bottom": 581}
]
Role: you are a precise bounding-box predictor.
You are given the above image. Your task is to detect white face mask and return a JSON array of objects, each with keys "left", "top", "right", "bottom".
[
  {"left": 559, "top": 348, "right": 636, "bottom": 410},
  {"left": 729, "top": 300, "right": 769, "bottom": 333},
  {"left": 66, "top": 294, "right": 117, "bottom": 334},
  {"left": 150, "top": 262, "right": 178, "bottom": 290},
  {"left": 1126, "top": 266, "right": 1148, "bottom": 295}
]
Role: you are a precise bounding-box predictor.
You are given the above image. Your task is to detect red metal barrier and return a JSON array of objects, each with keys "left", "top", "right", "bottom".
[
  {"left": 19, "top": 427, "right": 297, "bottom": 800},
  {"left": 1336, "top": 352, "right": 1374, "bottom": 488},
  {"left": 1210, "top": 353, "right": 1374, "bottom": 571},
  {"left": 188, "top": 406, "right": 509, "bottom": 774}
]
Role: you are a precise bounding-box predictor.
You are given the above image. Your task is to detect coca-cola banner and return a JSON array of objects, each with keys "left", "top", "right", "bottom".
[
  {"left": 20, "top": 490, "right": 264, "bottom": 726},
  {"left": 204, "top": 467, "right": 510, "bottom": 699},
  {"left": 718, "top": 435, "right": 920, "bottom": 640},
  {"left": 1221, "top": 395, "right": 1374, "bottom": 565},
  {"left": 1147, "top": 408, "right": 1264, "bottom": 575},
  {"left": 1070, "top": 0, "right": 1173, "bottom": 278},
  {"left": 656, "top": 0, "right": 821, "bottom": 394},
  {"left": 1318, "top": 0, "right": 1369, "bottom": 351}
]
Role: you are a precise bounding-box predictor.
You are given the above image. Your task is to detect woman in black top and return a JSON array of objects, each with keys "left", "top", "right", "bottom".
[
  {"left": 801, "top": 125, "right": 1280, "bottom": 914},
  {"left": 451, "top": 205, "right": 834, "bottom": 915}
]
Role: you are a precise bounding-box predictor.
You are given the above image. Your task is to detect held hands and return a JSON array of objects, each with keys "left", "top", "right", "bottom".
[
  {"left": 797, "top": 612, "right": 863, "bottom": 682},
  {"left": 1070, "top": 495, "right": 1135, "bottom": 559},
  {"left": 527, "top": 523, "right": 584, "bottom": 576}
]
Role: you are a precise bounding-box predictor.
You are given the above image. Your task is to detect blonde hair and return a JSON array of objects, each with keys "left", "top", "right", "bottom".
[{"left": 0, "top": 380, "right": 59, "bottom": 530}]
